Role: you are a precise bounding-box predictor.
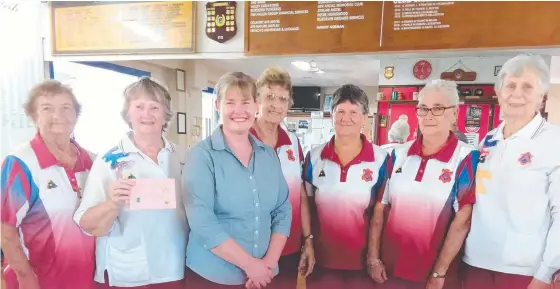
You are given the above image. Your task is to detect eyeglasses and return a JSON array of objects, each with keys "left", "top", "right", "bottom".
[
  {"left": 264, "top": 93, "right": 290, "bottom": 103},
  {"left": 415, "top": 106, "right": 456, "bottom": 116}
]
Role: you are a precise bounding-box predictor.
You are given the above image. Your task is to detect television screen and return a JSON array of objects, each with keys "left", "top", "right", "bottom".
[{"left": 292, "top": 86, "right": 321, "bottom": 111}]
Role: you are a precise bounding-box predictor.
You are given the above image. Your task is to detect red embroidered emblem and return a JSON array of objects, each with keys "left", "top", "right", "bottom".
[
  {"left": 439, "top": 169, "right": 453, "bottom": 183},
  {"left": 518, "top": 152, "right": 532, "bottom": 166},
  {"left": 361, "top": 168, "right": 373, "bottom": 182},
  {"left": 286, "top": 148, "right": 295, "bottom": 162}
]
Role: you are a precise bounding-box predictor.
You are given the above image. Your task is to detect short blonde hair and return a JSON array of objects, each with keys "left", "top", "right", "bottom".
[
  {"left": 214, "top": 72, "right": 257, "bottom": 102},
  {"left": 256, "top": 67, "right": 293, "bottom": 105},
  {"left": 120, "top": 76, "right": 173, "bottom": 131},
  {"left": 24, "top": 80, "right": 82, "bottom": 121}
]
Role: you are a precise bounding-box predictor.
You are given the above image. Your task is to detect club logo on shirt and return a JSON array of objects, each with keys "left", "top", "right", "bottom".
[
  {"left": 286, "top": 149, "right": 296, "bottom": 162},
  {"left": 362, "top": 168, "right": 374, "bottom": 182},
  {"left": 47, "top": 180, "right": 58, "bottom": 189},
  {"left": 395, "top": 167, "right": 402, "bottom": 174},
  {"left": 438, "top": 169, "right": 453, "bottom": 183},
  {"left": 319, "top": 170, "right": 326, "bottom": 177},
  {"left": 518, "top": 152, "right": 533, "bottom": 166}
]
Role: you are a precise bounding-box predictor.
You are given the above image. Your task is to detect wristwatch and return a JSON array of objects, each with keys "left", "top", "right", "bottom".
[
  {"left": 432, "top": 272, "right": 446, "bottom": 278},
  {"left": 303, "top": 234, "right": 314, "bottom": 240}
]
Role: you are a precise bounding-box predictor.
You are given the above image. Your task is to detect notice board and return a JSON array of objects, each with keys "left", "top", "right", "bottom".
[{"left": 51, "top": 1, "right": 196, "bottom": 55}]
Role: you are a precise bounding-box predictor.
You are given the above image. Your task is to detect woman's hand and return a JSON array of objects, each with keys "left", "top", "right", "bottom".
[
  {"left": 298, "top": 240, "right": 315, "bottom": 277},
  {"left": 243, "top": 258, "right": 273, "bottom": 289},
  {"left": 367, "top": 259, "right": 388, "bottom": 284},
  {"left": 107, "top": 179, "right": 135, "bottom": 203}
]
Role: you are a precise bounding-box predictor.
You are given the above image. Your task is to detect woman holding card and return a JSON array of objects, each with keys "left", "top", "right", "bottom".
[
  {"left": 74, "top": 77, "right": 188, "bottom": 289},
  {"left": 250, "top": 67, "right": 315, "bottom": 288},
  {"left": 183, "top": 72, "right": 291, "bottom": 289}
]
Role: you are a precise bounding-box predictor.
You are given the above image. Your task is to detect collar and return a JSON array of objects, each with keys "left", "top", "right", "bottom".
[
  {"left": 493, "top": 113, "right": 545, "bottom": 140},
  {"left": 407, "top": 132, "right": 458, "bottom": 162},
  {"left": 249, "top": 126, "right": 292, "bottom": 150},
  {"left": 320, "top": 134, "right": 374, "bottom": 163},
  {"left": 120, "top": 131, "right": 175, "bottom": 154},
  {"left": 211, "top": 125, "right": 266, "bottom": 151},
  {"left": 30, "top": 133, "right": 93, "bottom": 172}
]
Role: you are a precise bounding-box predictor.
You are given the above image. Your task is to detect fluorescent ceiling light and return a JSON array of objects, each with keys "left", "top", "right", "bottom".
[{"left": 291, "top": 61, "right": 311, "bottom": 71}]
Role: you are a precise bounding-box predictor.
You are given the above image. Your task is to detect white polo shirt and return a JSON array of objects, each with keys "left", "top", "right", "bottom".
[
  {"left": 304, "top": 135, "right": 389, "bottom": 270},
  {"left": 380, "top": 134, "right": 478, "bottom": 282},
  {"left": 250, "top": 127, "right": 304, "bottom": 255},
  {"left": 73, "top": 133, "right": 188, "bottom": 287},
  {"left": 464, "top": 114, "right": 560, "bottom": 283}
]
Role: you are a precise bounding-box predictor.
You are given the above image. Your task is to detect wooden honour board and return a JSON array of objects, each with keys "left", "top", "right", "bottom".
[
  {"left": 380, "top": 1, "right": 560, "bottom": 51},
  {"left": 244, "top": 1, "right": 560, "bottom": 56},
  {"left": 51, "top": 1, "right": 196, "bottom": 55},
  {"left": 244, "top": 1, "right": 382, "bottom": 56}
]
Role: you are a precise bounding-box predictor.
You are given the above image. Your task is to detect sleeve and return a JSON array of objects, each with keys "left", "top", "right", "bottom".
[
  {"left": 371, "top": 151, "right": 389, "bottom": 204},
  {"left": 379, "top": 150, "right": 396, "bottom": 205},
  {"left": 73, "top": 154, "right": 115, "bottom": 234},
  {"left": 1, "top": 156, "right": 38, "bottom": 227},
  {"left": 270, "top": 151, "right": 292, "bottom": 236},
  {"left": 534, "top": 164, "right": 560, "bottom": 283},
  {"left": 302, "top": 151, "right": 315, "bottom": 197},
  {"left": 453, "top": 150, "right": 480, "bottom": 212},
  {"left": 182, "top": 146, "right": 230, "bottom": 249},
  {"left": 297, "top": 138, "right": 304, "bottom": 176}
]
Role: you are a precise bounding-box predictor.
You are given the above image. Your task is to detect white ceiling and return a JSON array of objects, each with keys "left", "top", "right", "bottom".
[
  {"left": 200, "top": 47, "right": 560, "bottom": 88},
  {"left": 202, "top": 55, "right": 381, "bottom": 87}
]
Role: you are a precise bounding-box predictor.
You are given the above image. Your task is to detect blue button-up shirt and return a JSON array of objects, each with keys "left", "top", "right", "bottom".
[{"left": 182, "top": 127, "right": 291, "bottom": 285}]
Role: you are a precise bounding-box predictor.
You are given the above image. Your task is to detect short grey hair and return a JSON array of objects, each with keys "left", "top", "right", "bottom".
[
  {"left": 495, "top": 54, "right": 550, "bottom": 95},
  {"left": 331, "top": 84, "right": 369, "bottom": 114},
  {"left": 121, "top": 76, "right": 173, "bottom": 131},
  {"left": 418, "top": 79, "right": 459, "bottom": 106},
  {"left": 215, "top": 72, "right": 257, "bottom": 102}
]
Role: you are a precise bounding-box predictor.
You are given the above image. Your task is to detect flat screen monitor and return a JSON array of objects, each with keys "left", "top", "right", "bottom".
[{"left": 292, "top": 86, "right": 321, "bottom": 111}]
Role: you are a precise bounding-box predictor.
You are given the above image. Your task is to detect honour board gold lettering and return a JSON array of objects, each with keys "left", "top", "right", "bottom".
[{"left": 51, "top": 1, "right": 195, "bottom": 55}]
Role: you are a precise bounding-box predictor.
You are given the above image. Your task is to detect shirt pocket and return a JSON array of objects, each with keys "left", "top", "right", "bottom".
[
  {"left": 502, "top": 232, "right": 544, "bottom": 267},
  {"left": 107, "top": 244, "right": 150, "bottom": 283}
]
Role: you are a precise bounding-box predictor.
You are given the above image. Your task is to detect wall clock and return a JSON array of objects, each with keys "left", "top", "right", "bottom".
[{"left": 413, "top": 60, "right": 432, "bottom": 80}]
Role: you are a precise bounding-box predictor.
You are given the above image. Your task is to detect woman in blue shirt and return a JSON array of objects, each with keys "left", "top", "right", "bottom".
[{"left": 183, "top": 72, "right": 292, "bottom": 289}]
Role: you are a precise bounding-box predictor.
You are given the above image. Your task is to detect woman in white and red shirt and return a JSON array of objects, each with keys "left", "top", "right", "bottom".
[{"left": 250, "top": 67, "right": 314, "bottom": 288}]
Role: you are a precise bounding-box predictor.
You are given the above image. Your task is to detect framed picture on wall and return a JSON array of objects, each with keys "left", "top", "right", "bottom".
[
  {"left": 176, "top": 69, "right": 186, "bottom": 92},
  {"left": 323, "top": 95, "right": 333, "bottom": 112},
  {"left": 494, "top": 65, "right": 502, "bottom": 76},
  {"left": 177, "top": 112, "right": 187, "bottom": 134}
]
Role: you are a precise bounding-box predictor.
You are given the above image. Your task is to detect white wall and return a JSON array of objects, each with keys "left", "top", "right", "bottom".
[
  {"left": 378, "top": 56, "right": 551, "bottom": 85},
  {"left": 1, "top": 1, "right": 46, "bottom": 160}
]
